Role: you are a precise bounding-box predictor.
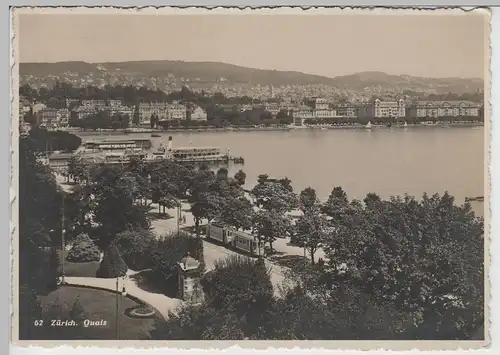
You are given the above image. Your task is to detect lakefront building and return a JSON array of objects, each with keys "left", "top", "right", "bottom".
[
  {"left": 138, "top": 102, "right": 188, "bottom": 123},
  {"left": 405, "top": 101, "right": 482, "bottom": 118},
  {"left": 190, "top": 106, "right": 208, "bottom": 121},
  {"left": 357, "top": 99, "right": 406, "bottom": 118},
  {"left": 331, "top": 103, "right": 358, "bottom": 117}
]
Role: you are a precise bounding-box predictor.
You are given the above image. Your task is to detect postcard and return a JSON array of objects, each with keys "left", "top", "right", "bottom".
[{"left": 10, "top": 6, "right": 490, "bottom": 350}]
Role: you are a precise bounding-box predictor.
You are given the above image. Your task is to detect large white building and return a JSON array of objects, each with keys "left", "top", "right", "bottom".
[
  {"left": 357, "top": 99, "right": 406, "bottom": 118},
  {"left": 168, "top": 104, "right": 188, "bottom": 121},
  {"left": 74, "top": 106, "right": 96, "bottom": 120},
  {"left": 190, "top": 106, "right": 208, "bottom": 121},
  {"left": 406, "top": 101, "right": 481, "bottom": 118},
  {"left": 138, "top": 102, "right": 188, "bottom": 124},
  {"left": 37, "top": 108, "right": 70, "bottom": 129},
  {"left": 332, "top": 103, "right": 358, "bottom": 117}
]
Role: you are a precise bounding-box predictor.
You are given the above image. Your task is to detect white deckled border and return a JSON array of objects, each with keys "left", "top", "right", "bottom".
[{"left": 9, "top": 5, "right": 495, "bottom": 353}]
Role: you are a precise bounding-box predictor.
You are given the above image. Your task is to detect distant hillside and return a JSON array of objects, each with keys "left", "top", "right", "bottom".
[{"left": 19, "top": 61, "right": 484, "bottom": 93}]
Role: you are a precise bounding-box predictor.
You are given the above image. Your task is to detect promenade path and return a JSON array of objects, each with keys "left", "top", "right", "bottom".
[{"left": 64, "top": 269, "right": 182, "bottom": 319}]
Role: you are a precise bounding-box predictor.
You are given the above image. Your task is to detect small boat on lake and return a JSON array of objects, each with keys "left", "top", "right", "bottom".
[
  {"left": 151, "top": 133, "right": 162, "bottom": 138},
  {"left": 365, "top": 121, "right": 372, "bottom": 129}
]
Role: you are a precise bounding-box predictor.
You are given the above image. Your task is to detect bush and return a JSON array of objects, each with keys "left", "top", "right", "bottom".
[
  {"left": 96, "top": 244, "right": 128, "bottom": 278},
  {"left": 67, "top": 234, "right": 101, "bottom": 263}
]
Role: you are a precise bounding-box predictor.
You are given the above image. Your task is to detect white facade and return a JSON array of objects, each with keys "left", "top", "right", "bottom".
[
  {"left": 311, "top": 98, "right": 330, "bottom": 111},
  {"left": 406, "top": 101, "right": 481, "bottom": 118},
  {"left": 81, "top": 99, "right": 106, "bottom": 108},
  {"left": 108, "top": 99, "right": 124, "bottom": 107},
  {"left": 138, "top": 102, "right": 187, "bottom": 122},
  {"left": 167, "top": 104, "right": 187, "bottom": 121},
  {"left": 190, "top": 106, "right": 208, "bottom": 121},
  {"left": 332, "top": 103, "right": 357, "bottom": 117},
  {"left": 75, "top": 106, "right": 98, "bottom": 120},
  {"left": 38, "top": 108, "right": 70, "bottom": 128},
  {"left": 370, "top": 99, "right": 406, "bottom": 118}
]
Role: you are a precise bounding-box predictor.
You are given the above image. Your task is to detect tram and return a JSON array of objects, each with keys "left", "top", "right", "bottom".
[{"left": 206, "top": 222, "right": 259, "bottom": 256}]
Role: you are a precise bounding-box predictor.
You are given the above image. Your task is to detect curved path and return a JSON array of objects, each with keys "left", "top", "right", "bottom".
[{"left": 64, "top": 272, "right": 182, "bottom": 320}]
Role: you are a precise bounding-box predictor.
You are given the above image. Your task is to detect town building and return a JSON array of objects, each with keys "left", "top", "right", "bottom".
[
  {"left": 331, "top": 103, "right": 357, "bottom": 117},
  {"left": 263, "top": 103, "right": 281, "bottom": 117},
  {"left": 190, "top": 106, "right": 208, "bottom": 121},
  {"left": 32, "top": 103, "right": 47, "bottom": 114},
  {"left": 65, "top": 98, "right": 80, "bottom": 109},
  {"left": 81, "top": 99, "right": 106, "bottom": 108},
  {"left": 37, "top": 108, "right": 70, "bottom": 129},
  {"left": 138, "top": 102, "right": 168, "bottom": 124},
  {"left": 108, "top": 99, "right": 124, "bottom": 107},
  {"left": 138, "top": 102, "right": 188, "bottom": 123},
  {"left": 406, "top": 101, "right": 481, "bottom": 118},
  {"left": 167, "top": 103, "right": 187, "bottom": 121},
  {"left": 358, "top": 99, "right": 406, "bottom": 118},
  {"left": 74, "top": 106, "right": 98, "bottom": 120},
  {"left": 291, "top": 105, "right": 315, "bottom": 119}
]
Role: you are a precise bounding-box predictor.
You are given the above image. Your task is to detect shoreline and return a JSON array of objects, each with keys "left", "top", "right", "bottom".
[{"left": 66, "top": 122, "right": 484, "bottom": 135}]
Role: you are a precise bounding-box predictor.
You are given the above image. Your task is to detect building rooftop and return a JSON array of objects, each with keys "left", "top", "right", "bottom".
[{"left": 178, "top": 253, "right": 200, "bottom": 271}]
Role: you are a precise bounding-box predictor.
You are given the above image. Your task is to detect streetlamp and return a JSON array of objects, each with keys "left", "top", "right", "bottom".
[
  {"left": 61, "top": 194, "right": 66, "bottom": 285},
  {"left": 177, "top": 199, "right": 182, "bottom": 236},
  {"left": 115, "top": 276, "right": 120, "bottom": 340}
]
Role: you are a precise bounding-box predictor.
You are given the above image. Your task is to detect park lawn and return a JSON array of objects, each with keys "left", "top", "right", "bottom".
[
  {"left": 38, "top": 285, "right": 164, "bottom": 340},
  {"left": 58, "top": 250, "right": 100, "bottom": 278}
]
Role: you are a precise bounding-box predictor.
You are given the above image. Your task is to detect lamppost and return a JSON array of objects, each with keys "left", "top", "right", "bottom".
[
  {"left": 115, "top": 276, "right": 119, "bottom": 340},
  {"left": 176, "top": 198, "right": 182, "bottom": 235},
  {"left": 115, "top": 275, "right": 127, "bottom": 340},
  {"left": 61, "top": 194, "right": 66, "bottom": 285}
]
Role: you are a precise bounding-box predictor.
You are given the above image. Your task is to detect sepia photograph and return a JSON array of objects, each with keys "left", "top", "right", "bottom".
[{"left": 12, "top": 7, "right": 489, "bottom": 348}]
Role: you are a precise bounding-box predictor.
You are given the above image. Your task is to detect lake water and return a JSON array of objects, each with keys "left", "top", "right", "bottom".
[{"left": 80, "top": 126, "right": 485, "bottom": 216}]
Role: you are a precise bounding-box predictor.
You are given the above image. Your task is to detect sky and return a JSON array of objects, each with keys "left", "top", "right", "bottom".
[{"left": 17, "top": 11, "right": 488, "bottom": 79}]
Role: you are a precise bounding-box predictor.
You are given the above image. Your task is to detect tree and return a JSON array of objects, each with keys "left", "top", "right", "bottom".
[
  {"left": 234, "top": 170, "right": 246, "bottom": 186},
  {"left": 26, "top": 127, "right": 82, "bottom": 153},
  {"left": 322, "top": 191, "right": 484, "bottom": 339},
  {"left": 322, "top": 186, "right": 353, "bottom": 226},
  {"left": 96, "top": 244, "right": 128, "bottom": 278},
  {"left": 294, "top": 210, "right": 328, "bottom": 265},
  {"left": 67, "top": 233, "right": 101, "bottom": 262},
  {"left": 220, "top": 197, "right": 254, "bottom": 231},
  {"left": 268, "top": 285, "right": 334, "bottom": 340},
  {"left": 92, "top": 165, "right": 150, "bottom": 246},
  {"left": 299, "top": 187, "right": 319, "bottom": 213},
  {"left": 201, "top": 255, "right": 274, "bottom": 336},
  {"left": 253, "top": 209, "right": 292, "bottom": 254},
  {"left": 19, "top": 137, "right": 62, "bottom": 339},
  {"left": 251, "top": 177, "right": 298, "bottom": 212},
  {"left": 67, "top": 155, "right": 88, "bottom": 183},
  {"left": 115, "top": 228, "right": 156, "bottom": 270},
  {"left": 216, "top": 167, "right": 229, "bottom": 180},
  {"left": 133, "top": 105, "right": 140, "bottom": 125}
]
